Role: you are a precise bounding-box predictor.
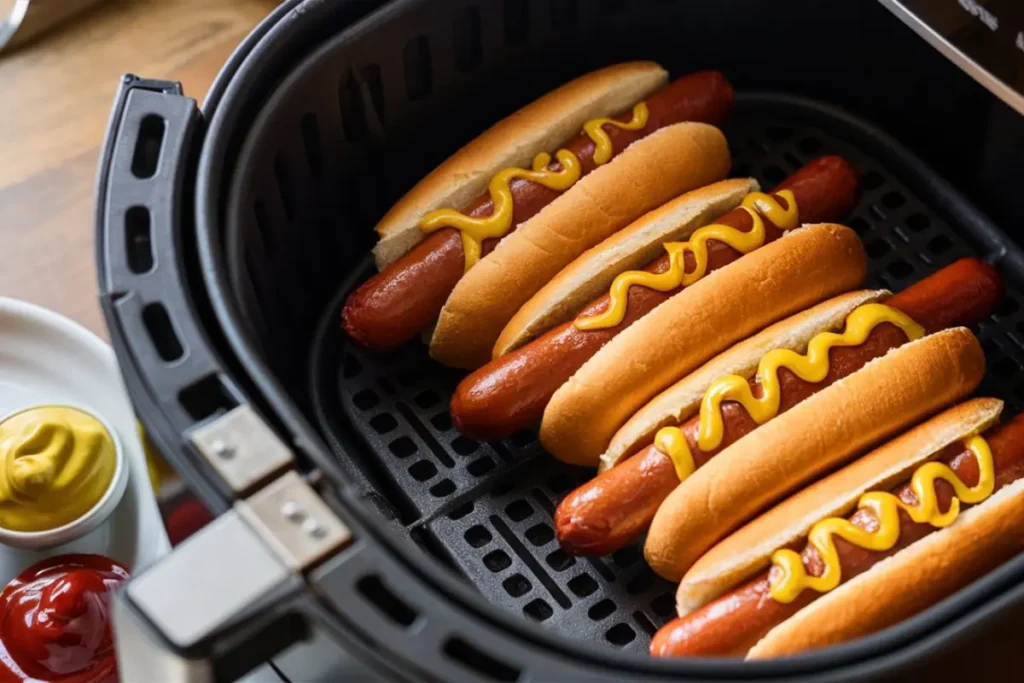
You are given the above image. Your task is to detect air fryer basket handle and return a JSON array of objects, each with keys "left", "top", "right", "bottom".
[
  {"left": 95, "top": 74, "right": 253, "bottom": 511},
  {"left": 95, "top": 75, "right": 348, "bottom": 681}
]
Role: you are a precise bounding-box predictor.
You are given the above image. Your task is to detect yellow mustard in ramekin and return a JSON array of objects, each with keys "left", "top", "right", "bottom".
[{"left": 0, "top": 406, "right": 117, "bottom": 532}]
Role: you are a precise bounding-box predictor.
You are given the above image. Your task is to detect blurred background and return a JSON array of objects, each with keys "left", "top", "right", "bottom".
[{"left": 1, "top": 0, "right": 277, "bottom": 332}]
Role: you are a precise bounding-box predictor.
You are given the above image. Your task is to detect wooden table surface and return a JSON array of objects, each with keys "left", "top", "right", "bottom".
[{"left": 0, "top": 0, "right": 279, "bottom": 338}]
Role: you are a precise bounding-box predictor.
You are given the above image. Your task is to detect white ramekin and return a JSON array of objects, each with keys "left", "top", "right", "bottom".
[{"left": 0, "top": 404, "right": 129, "bottom": 550}]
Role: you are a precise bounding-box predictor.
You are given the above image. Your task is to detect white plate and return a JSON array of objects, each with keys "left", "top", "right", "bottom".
[{"left": 0, "top": 298, "right": 170, "bottom": 584}]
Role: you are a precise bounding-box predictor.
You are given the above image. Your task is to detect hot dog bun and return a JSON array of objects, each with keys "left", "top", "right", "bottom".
[
  {"left": 677, "top": 398, "right": 1003, "bottom": 617},
  {"left": 599, "top": 288, "right": 893, "bottom": 472},
  {"left": 429, "top": 122, "right": 731, "bottom": 369},
  {"left": 540, "top": 223, "right": 868, "bottom": 467},
  {"left": 644, "top": 327, "right": 986, "bottom": 582},
  {"left": 749, "top": 477, "right": 1024, "bottom": 658},
  {"left": 373, "top": 61, "right": 669, "bottom": 269},
  {"left": 746, "top": 402, "right": 1024, "bottom": 659},
  {"left": 494, "top": 177, "right": 760, "bottom": 358}
]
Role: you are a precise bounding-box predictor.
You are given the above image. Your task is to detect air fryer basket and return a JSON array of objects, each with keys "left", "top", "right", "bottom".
[
  {"left": 222, "top": 0, "right": 1024, "bottom": 667},
  {"left": 311, "top": 91, "right": 1024, "bottom": 652},
  {"left": 96, "top": 0, "right": 1024, "bottom": 680}
]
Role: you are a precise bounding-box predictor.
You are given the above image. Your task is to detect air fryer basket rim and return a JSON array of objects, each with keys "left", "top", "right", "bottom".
[
  {"left": 189, "top": 0, "right": 1024, "bottom": 676},
  {"left": 196, "top": 0, "right": 351, "bottom": 489}
]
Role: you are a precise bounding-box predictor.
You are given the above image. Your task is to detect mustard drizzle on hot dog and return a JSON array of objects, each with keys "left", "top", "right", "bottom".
[
  {"left": 573, "top": 190, "right": 800, "bottom": 331},
  {"left": 584, "top": 102, "right": 650, "bottom": 165},
  {"left": 654, "top": 427, "right": 696, "bottom": 483},
  {"left": 652, "top": 303, "right": 926, "bottom": 483},
  {"left": 768, "top": 434, "right": 995, "bottom": 603},
  {"left": 419, "top": 102, "right": 649, "bottom": 272}
]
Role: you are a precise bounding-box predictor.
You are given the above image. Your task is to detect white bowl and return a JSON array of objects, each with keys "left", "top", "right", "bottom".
[
  {"left": 0, "top": 297, "right": 168, "bottom": 584},
  {"left": 0, "top": 404, "right": 129, "bottom": 550}
]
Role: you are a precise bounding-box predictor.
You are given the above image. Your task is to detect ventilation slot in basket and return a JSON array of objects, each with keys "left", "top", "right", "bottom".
[
  {"left": 143, "top": 303, "right": 183, "bottom": 362},
  {"left": 403, "top": 36, "right": 432, "bottom": 100},
  {"left": 253, "top": 200, "right": 273, "bottom": 254},
  {"left": 568, "top": 573, "right": 598, "bottom": 598},
  {"left": 606, "top": 622, "right": 636, "bottom": 646},
  {"left": 502, "top": 573, "right": 531, "bottom": 598},
  {"left": 442, "top": 637, "right": 520, "bottom": 683},
  {"left": 356, "top": 575, "right": 418, "bottom": 627},
  {"left": 524, "top": 598, "right": 552, "bottom": 621},
  {"left": 179, "top": 375, "right": 237, "bottom": 422},
  {"left": 464, "top": 524, "right": 492, "bottom": 548},
  {"left": 131, "top": 114, "right": 165, "bottom": 178},
  {"left": 273, "top": 155, "right": 295, "bottom": 221},
  {"left": 361, "top": 64, "right": 386, "bottom": 127},
  {"left": 300, "top": 114, "right": 323, "bottom": 178},
  {"left": 339, "top": 72, "right": 369, "bottom": 142},
  {"left": 125, "top": 206, "right": 154, "bottom": 274}
]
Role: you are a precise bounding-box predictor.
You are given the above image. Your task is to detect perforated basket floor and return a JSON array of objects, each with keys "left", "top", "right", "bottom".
[{"left": 310, "top": 94, "right": 1024, "bottom": 654}]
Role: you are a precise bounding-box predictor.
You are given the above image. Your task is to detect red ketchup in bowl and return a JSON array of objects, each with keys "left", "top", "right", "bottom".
[{"left": 0, "top": 555, "right": 129, "bottom": 683}]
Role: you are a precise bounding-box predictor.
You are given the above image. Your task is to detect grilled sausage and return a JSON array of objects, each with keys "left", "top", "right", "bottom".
[
  {"left": 451, "top": 155, "right": 860, "bottom": 440},
  {"left": 342, "top": 71, "right": 735, "bottom": 351},
  {"left": 554, "top": 258, "right": 1004, "bottom": 556},
  {"left": 649, "top": 412, "right": 1024, "bottom": 657}
]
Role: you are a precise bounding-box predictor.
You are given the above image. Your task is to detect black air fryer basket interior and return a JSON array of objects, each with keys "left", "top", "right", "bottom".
[{"left": 98, "top": 0, "right": 1024, "bottom": 680}]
